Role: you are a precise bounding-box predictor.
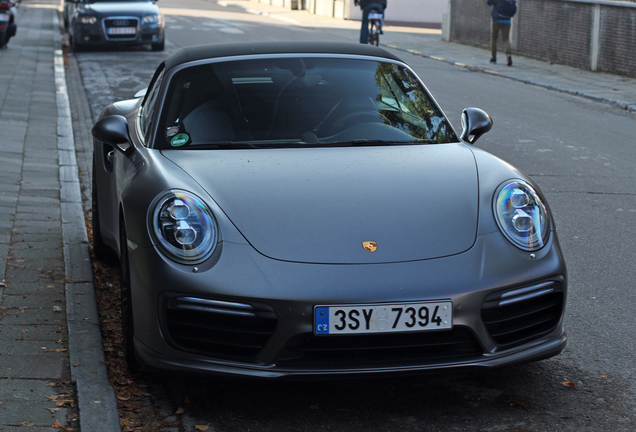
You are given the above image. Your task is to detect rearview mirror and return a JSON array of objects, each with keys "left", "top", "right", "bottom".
[
  {"left": 460, "top": 107, "right": 493, "bottom": 144},
  {"left": 92, "top": 115, "right": 134, "bottom": 155}
]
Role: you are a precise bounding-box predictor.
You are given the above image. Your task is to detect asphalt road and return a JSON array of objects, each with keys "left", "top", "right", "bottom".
[{"left": 72, "top": 0, "right": 636, "bottom": 430}]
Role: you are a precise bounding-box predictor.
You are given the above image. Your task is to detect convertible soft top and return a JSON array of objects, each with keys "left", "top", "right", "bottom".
[{"left": 162, "top": 41, "right": 403, "bottom": 71}]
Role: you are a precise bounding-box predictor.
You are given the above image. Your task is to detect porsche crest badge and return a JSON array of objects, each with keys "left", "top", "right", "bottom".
[{"left": 362, "top": 241, "right": 378, "bottom": 253}]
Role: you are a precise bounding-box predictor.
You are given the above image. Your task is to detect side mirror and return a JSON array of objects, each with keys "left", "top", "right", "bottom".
[
  {"left": 460, "top": 107, "right": 493, "bottom": 144},
  {"left": 92, "top": 115, "right": 134, "bottom": 154},
  {"left": 134, "top": 88, "right": 147, "bottom": 98}
]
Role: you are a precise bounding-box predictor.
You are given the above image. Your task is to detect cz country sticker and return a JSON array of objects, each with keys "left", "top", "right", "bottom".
[{"left": 166, "top": 126, "right": 180, "bottom": 137}]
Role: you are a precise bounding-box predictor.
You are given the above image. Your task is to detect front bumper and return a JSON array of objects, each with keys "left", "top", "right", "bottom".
[
  {"left": 128, "top": 231, "right": 567, "bottom": 377},
  {"left": 72, "top": 21, "right": 164, "bottom": 47}
]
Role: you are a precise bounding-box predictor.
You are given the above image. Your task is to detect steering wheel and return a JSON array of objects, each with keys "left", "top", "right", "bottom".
[{"left": 328, "top": 111, "right": 388, "bottom": 135}]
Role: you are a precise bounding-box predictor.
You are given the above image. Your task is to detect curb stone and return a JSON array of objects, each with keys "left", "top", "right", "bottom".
[{"left": 53, "top": 13, "right": 122, "bottom": 432}]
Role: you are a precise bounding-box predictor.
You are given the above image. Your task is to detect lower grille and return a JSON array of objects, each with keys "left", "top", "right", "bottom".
[
  {"left": 276, "top": 327, "right": 482, "bottom": 369},
  {"left": 162, "top": 294, "right": 277, "bottom": 362},
  {"left": 481, "top": 281, "right": 564, "bottom": 349}
]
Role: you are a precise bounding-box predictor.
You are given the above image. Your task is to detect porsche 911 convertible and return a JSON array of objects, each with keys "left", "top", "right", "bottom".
[{"left": 91, "top": 41, "right": 567, "bottom": 377}]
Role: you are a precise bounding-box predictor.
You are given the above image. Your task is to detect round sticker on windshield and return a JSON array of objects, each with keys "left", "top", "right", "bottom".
[
  {"left": 171, "top": 133, "right": 189, "bottom": 147},
  {"left": 166, "top": 126, "right": 180, "bottom": 137}
]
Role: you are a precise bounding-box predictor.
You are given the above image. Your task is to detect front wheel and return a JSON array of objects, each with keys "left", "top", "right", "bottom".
[
  {"left": 0, "top": 31, "right": 6, "bottom": 49},
  {"left": 70, "top": 34, "right": 83, "bottom": 52},
  {"left": 91, "top": 158, "right": 117, "bottom": 262},
  {"left": 151, "top": 39, "right": 164, "bottom": 51},
  {"left": 120, "top": 222, "right": 143, "bottom": 372}
]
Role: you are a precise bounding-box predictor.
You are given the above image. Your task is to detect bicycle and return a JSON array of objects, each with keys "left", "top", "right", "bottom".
[{"left": 367, "top": 8, "right": 383, "bottom": 46}]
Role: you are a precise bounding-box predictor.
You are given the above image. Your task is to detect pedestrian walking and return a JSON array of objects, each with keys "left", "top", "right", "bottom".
[
  {"left": 487, "top": 0, "right": 516, "bottom": 66},
  {"left": 354, "top": 0, "right": 387, "bottom": 44}
]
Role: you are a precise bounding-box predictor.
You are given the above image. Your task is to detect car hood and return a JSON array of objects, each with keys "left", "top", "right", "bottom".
[
  {"left": 162, "top": 144, "right": 479, "bottom": 264},
  {"left": 81, "top": 1, "right": 158, "bottom": 16}
]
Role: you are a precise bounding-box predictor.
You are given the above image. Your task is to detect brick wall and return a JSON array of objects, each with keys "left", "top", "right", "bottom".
[
  {"left": 599, "top": 7, "right": 636, "bottom": 77},
  {"left": 515, "top": 0, "right": 593, "bottom": 69},
  {"left": 448, "top": 0, "right": 636, "bottom": 77}
]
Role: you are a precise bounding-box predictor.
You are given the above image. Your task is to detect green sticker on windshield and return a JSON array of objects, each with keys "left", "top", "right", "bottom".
[{"left": 171, "top": 133, "right": 189, "bottom": 147}]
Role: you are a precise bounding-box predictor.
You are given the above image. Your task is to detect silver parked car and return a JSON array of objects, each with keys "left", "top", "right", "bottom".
[
  {"left": 64, "top": 0, "right": 165, "bottom": 51},
  {"left": 91, "top": 42, "right": 567, "bottom": 377}
]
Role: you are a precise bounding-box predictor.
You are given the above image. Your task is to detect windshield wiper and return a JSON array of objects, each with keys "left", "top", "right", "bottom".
[
  {"left": 291, "top": 140, "right": 419, "bottom": 148},
  {"left": 314, "top": 140, "right": 433, "bottom": 147},
  {"left": 184, "top": 142, "right": 258, "bottom": 150},
  {"left": 350, "top": 139, "right": 393, "bottom": 146}
]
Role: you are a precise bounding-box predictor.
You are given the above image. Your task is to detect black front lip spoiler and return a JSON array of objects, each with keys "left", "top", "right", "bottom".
[{"left": 134, "top": 331, "right": 567, "bottom": 379}]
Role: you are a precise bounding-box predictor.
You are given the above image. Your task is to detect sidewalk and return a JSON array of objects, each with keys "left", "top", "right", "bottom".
[
  {"left": 0, "top": 2, "right": 118, "bottom": 431},
  {"left": 221, "top": 0, "right": 636, "bottom": 112}
]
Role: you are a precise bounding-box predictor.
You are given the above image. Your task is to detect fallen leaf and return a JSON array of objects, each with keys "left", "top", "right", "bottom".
[
  {"left": 562, "top": 381, "right": 577, "bottom": 387},
  {"left": 55, "top": 399, "right": 75, "bottom": 407},
  {"left": 53, "top": 420, "right": 63, "bottom": 428},
  {"left": 45, "top": 407, "right": 61, "bottom": 413},
  {"left": 43, "top": 349, "right": 68, "bottom": 353},
  {"left": 175, "top": 407, "right": 185, "bottom": 415},
  {"left": 195, "top": 426, "right": 210, "bottom": 431},
  {"left": 117, "top": 396, "right": 130, "bottom": 401},
  {"left": 601, "top": 375, "right": 609, "bottom": 380},
  {"left": 21, "top": 422, "right": 35, "bottom": 427}
]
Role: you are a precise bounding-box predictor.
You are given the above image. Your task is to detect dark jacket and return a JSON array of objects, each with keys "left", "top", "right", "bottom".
[
  {"left": 487, "top": 0, "right": 515, "bottom": 21},
  {"left": 356, "top": 0, "right": 387, "bottom": 9}
]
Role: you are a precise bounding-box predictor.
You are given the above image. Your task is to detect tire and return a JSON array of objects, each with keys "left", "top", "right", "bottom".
[
  {"left": 71, "top": 34, "right": 83, "bottom": 52},
  {"left": 151, "top": 39, "right": 164, "bottom": 51},
  {"left": 0, "top": 32, "right": 6, "bottom": 49},
  {"left": 91, "top": 158, "right": 117, "bottom": 263},
  {"left": 120, "top": 222, "right": 143, "bottom": 372},
  {"left": 367, "top": 19, "right": 380, "bottom": 46}
]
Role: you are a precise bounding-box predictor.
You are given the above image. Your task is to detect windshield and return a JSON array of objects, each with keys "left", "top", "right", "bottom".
[
  {"left": 156, "top": 57, "right": 457, "bottom": 150},
  {"left": 85, "top": 0, "right": 151, "bottom": 3}
]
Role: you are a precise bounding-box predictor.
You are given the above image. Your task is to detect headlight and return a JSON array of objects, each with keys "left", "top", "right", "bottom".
[
  {"left": 151, "top": 191, "right": 218, "bottom": 264},
  {"left": 143, "top": 14, "right": 160, "bottom": 24},
  {"left": 78, "top": 15, "right": 97, "bottom": 24},
  {"left": 494, "top": 180, "right": 550, "bottom": 251}
]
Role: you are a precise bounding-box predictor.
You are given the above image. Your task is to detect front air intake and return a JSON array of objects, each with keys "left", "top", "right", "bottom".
[
  {"left": 481, "top": 281, "right": 564, "bottom": 349},
  {"left": 162, "top": 294, "right": 277, "bottom": 361}
]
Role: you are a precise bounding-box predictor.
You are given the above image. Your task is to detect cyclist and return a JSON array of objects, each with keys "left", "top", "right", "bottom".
[{"left": 354, "top": 0, "right": 387, "bottom": 44}]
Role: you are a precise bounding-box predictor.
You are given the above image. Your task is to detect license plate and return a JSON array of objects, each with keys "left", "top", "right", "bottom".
[
  {"left": 107, "top": 27, "right": 136, "bottom": 35},
  {"left": 314, "top": 301, "right": 452, "bottom": 335}
]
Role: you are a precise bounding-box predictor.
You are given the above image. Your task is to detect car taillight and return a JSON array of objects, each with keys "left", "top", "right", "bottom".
[{"left": 0, "top": 2, "right": 10, "bottom": 10}]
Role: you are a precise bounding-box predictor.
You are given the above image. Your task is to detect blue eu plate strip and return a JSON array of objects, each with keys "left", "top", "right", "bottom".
[{"left": 315, "top": 307, "right": 329, "bottom": 334}]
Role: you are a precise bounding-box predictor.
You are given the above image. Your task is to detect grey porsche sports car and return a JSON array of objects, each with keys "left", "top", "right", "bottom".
[
  {"left": 65, "top": 0, "right": 165, "bottom": 51},
  {"left": 91, "top": 41, "right": 567, "bottom": 377}
]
